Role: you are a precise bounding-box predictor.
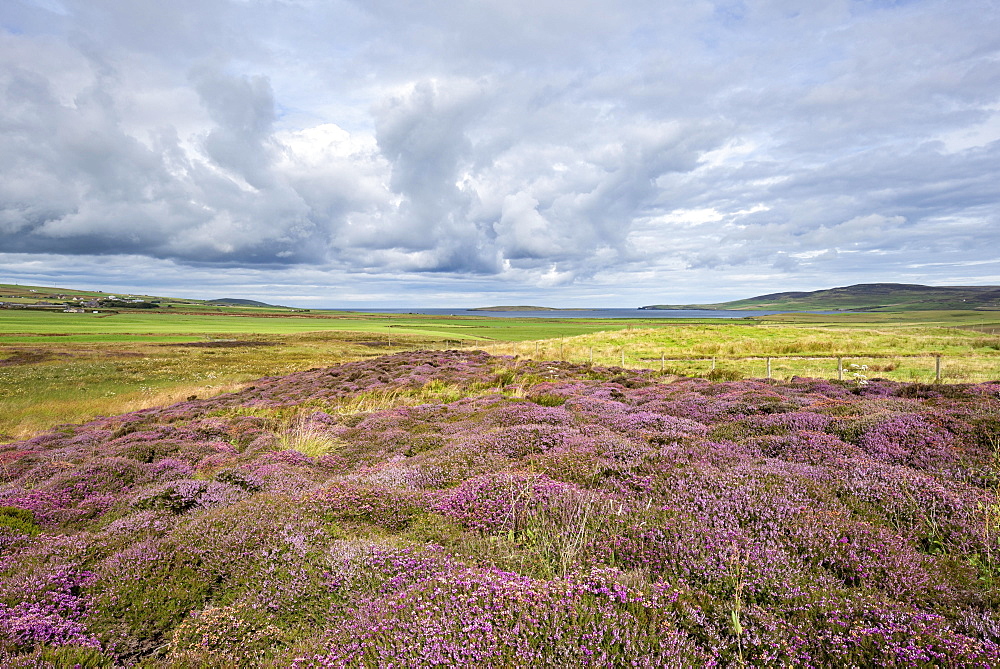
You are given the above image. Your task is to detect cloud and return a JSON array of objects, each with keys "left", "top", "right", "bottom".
[
  {"left": 495, "top": 192, "right": 566, "bottom": 260},
  {"left": 191, "top": 65, "right": 279, "bottom": 189},
  {"left": 1, "top": 0, "right": 999, "bottom": 304}
]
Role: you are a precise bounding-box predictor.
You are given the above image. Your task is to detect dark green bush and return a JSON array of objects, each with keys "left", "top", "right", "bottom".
[
  {"left": 0, "top": 506, "right": 40, "bottom": 536},
  {"left": 706, "top": 368, "right": 744, "bottom": 382},
  {"left": 530, "top": 393, "right": 568, "bottom": 407}
]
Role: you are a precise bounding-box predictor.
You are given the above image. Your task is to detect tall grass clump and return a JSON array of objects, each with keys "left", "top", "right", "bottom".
[{"left": 275, "top": 414, "right": 342, "bottom": 458}]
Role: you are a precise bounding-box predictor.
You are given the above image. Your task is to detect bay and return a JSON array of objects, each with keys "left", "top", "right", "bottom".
[{"left": 329, "top": 307, "right": 832, "bottom": 319}]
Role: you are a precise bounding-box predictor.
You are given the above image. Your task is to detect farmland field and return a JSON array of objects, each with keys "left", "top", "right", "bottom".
[
  {"left": 0, "top": 309, "right": 647, "bottom": 442},
  {"left": 3, "top": 308, "right": 1000, "bottom": 442},
  {"left": 506, "top": 313, "right": 1000, "bottom": 383}
]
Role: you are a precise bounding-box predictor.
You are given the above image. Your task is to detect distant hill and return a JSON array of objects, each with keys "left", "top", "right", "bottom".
[
  {"left": 207, "top": 298, "right": 283, "bottom": 308},
  {"left": 0, "top": 283, "right": 290, "bottom": 312},
  {"left": 641, "top": 283, "right": 1000, "bottom": 312}
]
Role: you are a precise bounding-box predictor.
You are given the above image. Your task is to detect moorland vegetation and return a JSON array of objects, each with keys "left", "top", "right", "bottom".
[{"left": 2, "top": 350, "right": 1000, "bottom": 665}]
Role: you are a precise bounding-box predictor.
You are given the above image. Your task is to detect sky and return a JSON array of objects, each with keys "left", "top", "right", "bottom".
[{"left": 1, "top": 0, "right": 999, "bottom": 308}]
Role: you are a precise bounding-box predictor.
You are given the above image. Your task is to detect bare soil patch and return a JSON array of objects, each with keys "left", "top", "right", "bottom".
[{"left": 0, "top": 349, "right": 60, "bottom": 366}]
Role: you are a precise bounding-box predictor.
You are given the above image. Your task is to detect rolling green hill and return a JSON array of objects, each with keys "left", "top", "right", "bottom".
[
  {"left": 0, "top": 283, "right": 292, "bottom": 313},
  {"left": 642, "top": 283, "right": 1000, "bottom": 312},
  {"left": 206, "top": 298, "right": 284, "bottom": 308}
]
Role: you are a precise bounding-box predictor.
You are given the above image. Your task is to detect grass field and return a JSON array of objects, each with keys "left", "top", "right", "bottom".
[
  {"left": 0, "top": 309, "right": 653, "bottom": 441},
  {"left": 3, "top": 306, "right": 1000, "bottom": 443},
  {"left": 498, "top": 314, "right": 1000, "bottom": 383},
  {"left": 482, "top": 310, "right": 1000, "bottom": 383},
  {"left": 0, "top": 308, "right": 665, "bottom": 341}
]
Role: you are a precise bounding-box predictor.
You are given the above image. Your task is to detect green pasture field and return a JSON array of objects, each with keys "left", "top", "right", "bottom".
[
  {"left": 499, "top": 310, "right": 1000, "bottom": 383},
  {"left": 3, "top": 306, "right": 1000, "bottom": 443},
  {"left": 0, "top": 309, "right": 655, "bottom": 342},
  {"left": 756, "top": 309, "right": 1000, "bottom": 327},
  {"left": 0, "top": 328, "right": 427, "bottom": 443},
  {"left": 0, "top": 309, "right": 652, "bottom": 441}
]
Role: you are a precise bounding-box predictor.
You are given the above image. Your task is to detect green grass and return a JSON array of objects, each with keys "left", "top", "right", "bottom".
[
  {"left": 0, "top": 330, "right": 400, "bottom": 442},
  {"left": 498, "top": 317, "right": 1000, "bottom": 383},
  {"left": 1, "top": 334, "right": 206, "bottom": 344},
  {"left": 756, "top": 310, "right": 1000, "bottom": 327},
  {"left": 0, "top": 309, "right": 651, "bottom": 442},
  {"left": 4, "top": 305, "right": 1000, "bottom": 443},
  {"left": 0, "top": 309, "right": 655, "bottom": 342}
]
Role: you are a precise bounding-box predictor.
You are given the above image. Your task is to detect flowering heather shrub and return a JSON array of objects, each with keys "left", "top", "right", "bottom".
[
  {"left": 831, "top": 463, "right": 990, "bottom": 554},
  {"left": 563, "top": 393, "right": 630, "bottom": 416},
  {"left": 606, "top": 410, "right": 710, "bottom": 440},
  {"left": 490, "top": 401, "right": 574, "bottom": 427},
  {"left": 133, "top": 479, "right": 247, "bottom": 514},
  {"left": 388, "top": 443, "right": 509, "bottom": 490},
  {"left": 310, "top": 482, "right": 423, "bottom": 531},
  {"left": 0, "top": 566, "right": 99, "bottom": 653},
  {"left": 2, "top": 350, "right": 1000, "bottom": 665},
  {"left": 98, "top": 509, "right": 174, "bottom": 540},
  {"left": 786, "top": 515, "right": 965, "bottom": 602},
  {"left": 858, "top": 412, "right": 959, "bottom": 468},
  {"left": 435, "top": 471, "right": 578, "bottom": 533},
  {"left": 751, "top": 431, "right": 863, "bottom": 465},
  {"left": 747, "top": 409, "right": 833, "bottom": 433},
  {"left": 294, "top": 566, "right": 710, "bottom": 667},
  {"left": 148, "top": 457, "right": 195, "bottom": 481},
  {"left": 782, "top": 595, "right": 1000, "bottom": 665},
  {"left": 0, "top": 488, "right": 75, "bottom": 526},
  {"left": 474, "top": 423, "right": 574, "bottom": 458}
]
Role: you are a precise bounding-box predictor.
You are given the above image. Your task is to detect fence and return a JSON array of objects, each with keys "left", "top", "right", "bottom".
[
  {"left": 470, "top": 340, "right": 960, "bottom": 383},
  {"left": 356, "top": 336, "right": 992, "bottom": 383}
]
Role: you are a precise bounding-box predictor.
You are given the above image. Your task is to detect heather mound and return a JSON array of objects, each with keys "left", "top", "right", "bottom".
[{"left": 1, "top": 350, "right": 999, "bottom": 666}]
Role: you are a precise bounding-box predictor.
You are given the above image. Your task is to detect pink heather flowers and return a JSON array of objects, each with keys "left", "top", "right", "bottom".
[{"left": 0, "top": 349, "right": 998, "bottom": 665}]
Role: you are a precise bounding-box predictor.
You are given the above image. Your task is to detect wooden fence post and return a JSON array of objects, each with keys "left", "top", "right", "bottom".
[
  {"left": 660, "top": 352, "right": 665, "bottom": 372},
  {"left": 620, "top": 348, "right": 625, "bottom": 367},
  {"left": 766, "top": 357, "right": 771, "bottom": 379},
  {"left": 837, "top": 357, "right": 843, "bottom": 381},
  {"left": 936, "top": 355, "right": 942, "bottom": 382}
]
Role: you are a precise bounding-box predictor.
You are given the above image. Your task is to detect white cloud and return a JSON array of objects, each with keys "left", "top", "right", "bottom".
[{"left": 0, "top": 0, "right": 998, "bottom": 304}]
